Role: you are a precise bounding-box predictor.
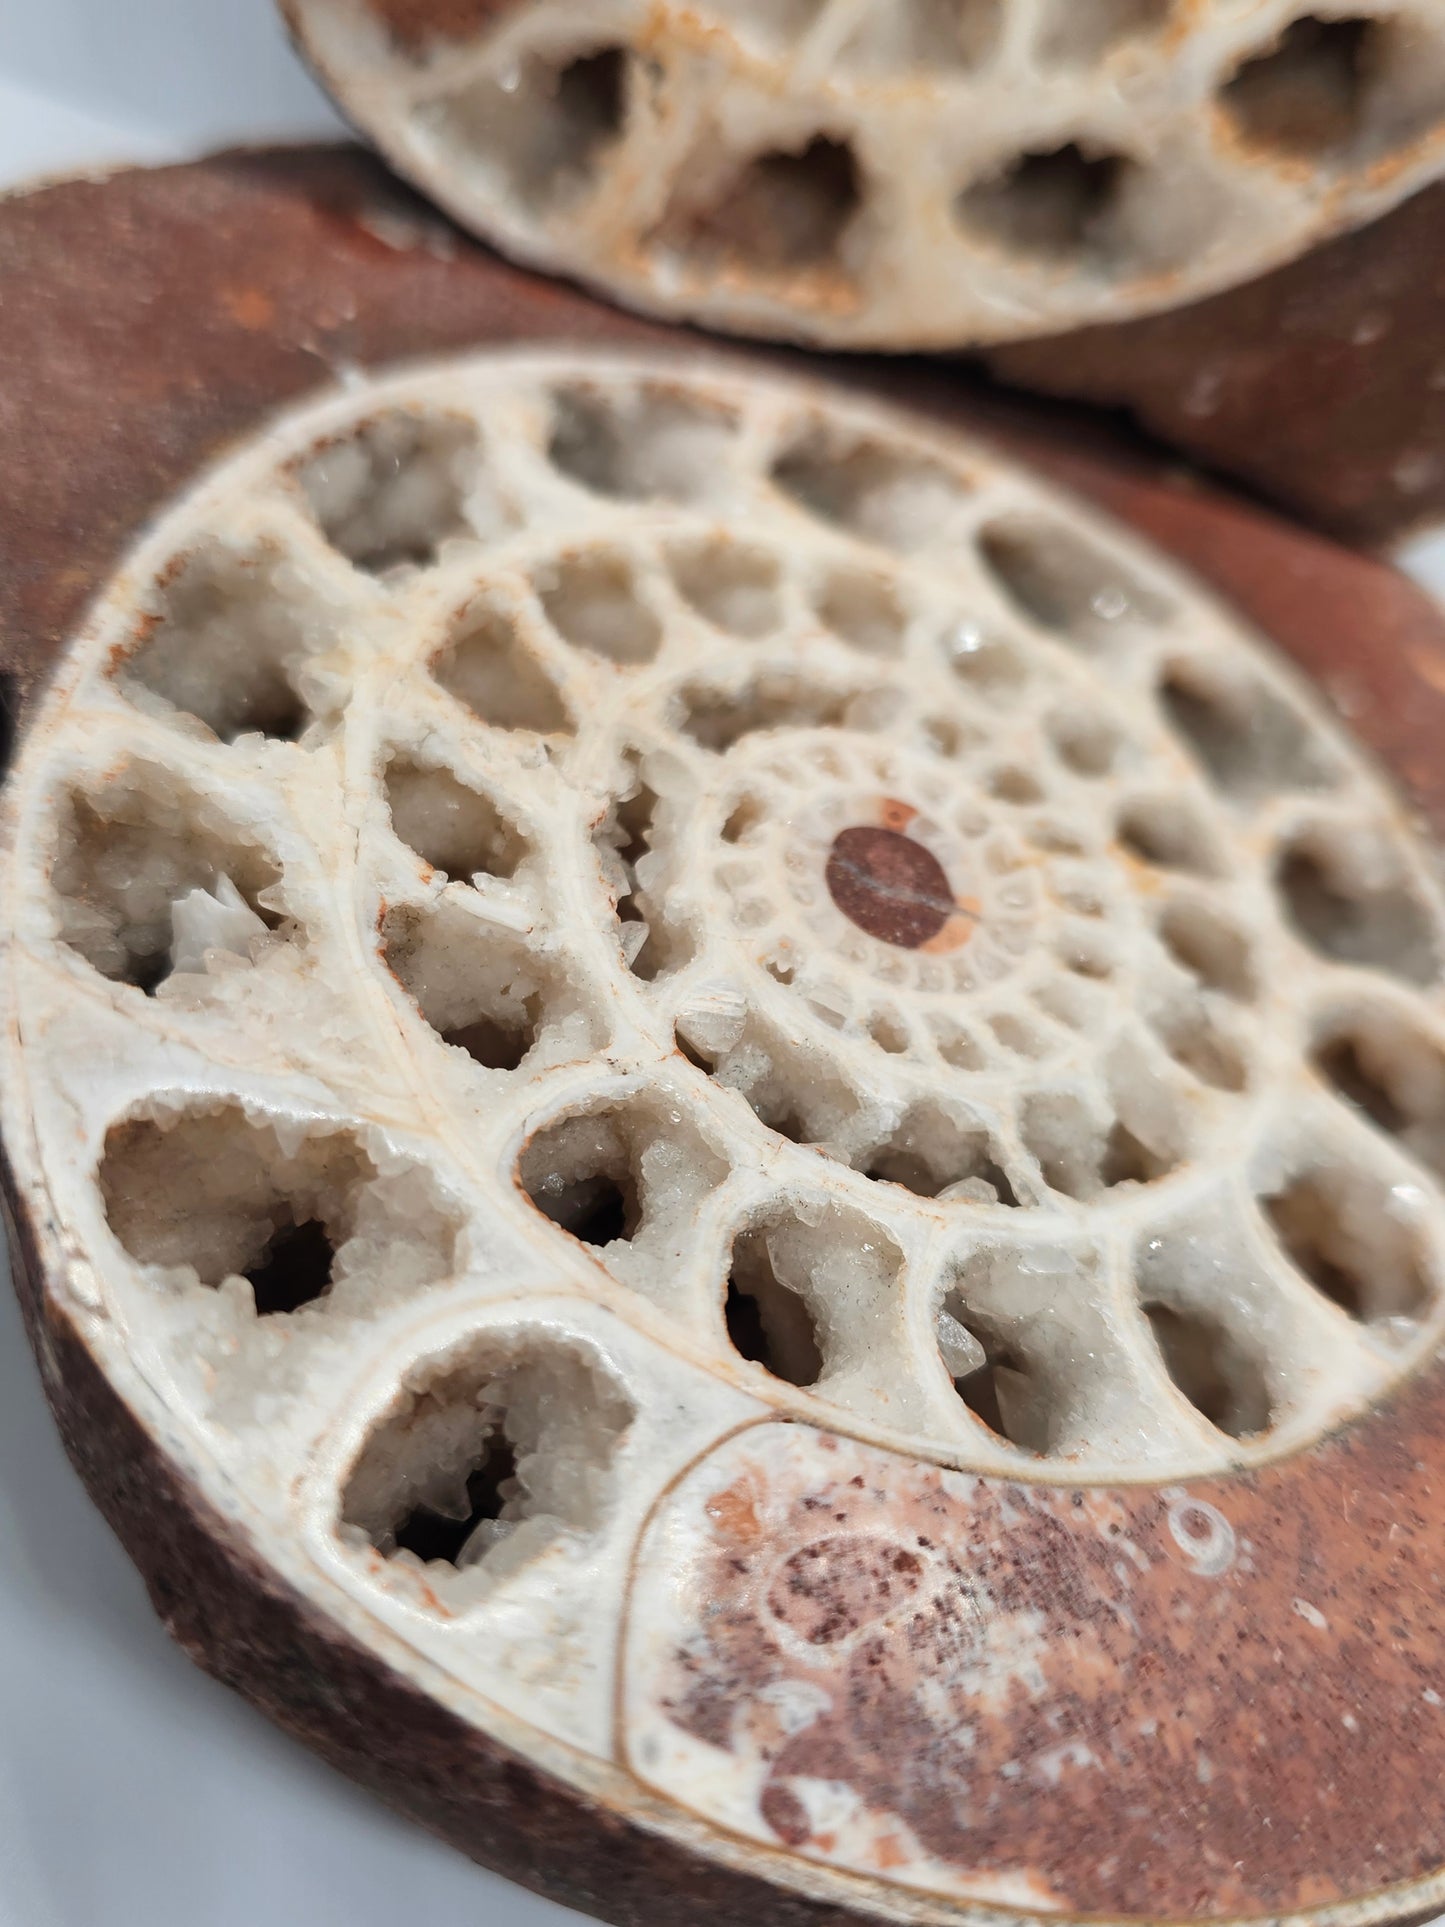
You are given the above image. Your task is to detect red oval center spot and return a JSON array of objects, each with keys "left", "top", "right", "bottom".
[{"left": 826, "top": 825, "right": 956, "bottom": 949}]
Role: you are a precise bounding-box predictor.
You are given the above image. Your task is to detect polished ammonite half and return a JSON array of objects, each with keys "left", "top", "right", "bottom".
[
  {"left": 8, "top": 349, "right": 1445, "bottom": 1924},
  {"left": 282, "top": 0, "right": 1445, "bottom": 349}
]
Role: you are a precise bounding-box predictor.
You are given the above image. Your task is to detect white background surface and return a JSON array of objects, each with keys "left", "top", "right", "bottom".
[{"left": 2, "top": 6, "right": 1444, "bottom": 1925}]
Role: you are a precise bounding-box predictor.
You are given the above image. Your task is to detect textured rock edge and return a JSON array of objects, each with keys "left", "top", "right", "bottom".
[{"left": 990, "top": 181, "right": 1445, "bottom": 549}]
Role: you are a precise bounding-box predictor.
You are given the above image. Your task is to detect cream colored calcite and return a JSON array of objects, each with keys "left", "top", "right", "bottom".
[
  {"left": 284, "top": 0, "right": 1445, "bottom": 348},
  {"left": 6, "top": 351, "right": 1445, "bottom": 1915}
]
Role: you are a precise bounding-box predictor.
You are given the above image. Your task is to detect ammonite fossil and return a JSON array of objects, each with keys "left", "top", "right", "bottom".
[
  {"left": 9, "top": 148, "right": 1445, "bottom": 1927},
  {"left": 281, "top": 0, "right": 1445, "bottom": 350}
]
